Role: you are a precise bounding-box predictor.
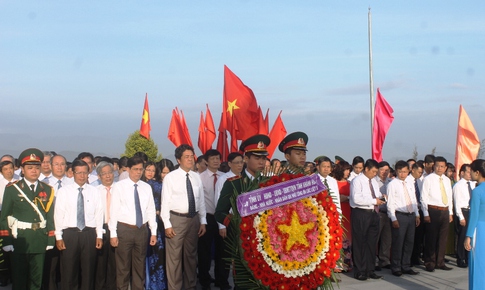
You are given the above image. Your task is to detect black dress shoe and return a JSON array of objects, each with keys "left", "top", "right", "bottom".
[
  {"left": 374, "top": 266, "right": 382, "bottom": 271},
  {"left": 392, "top": 271, "right": 402, "bottom": 277},
  {"left": 383, "top": 264, "right": 391, "bottom": 269},
  {"left": 403, "top": 269, "right": 419, "bottom": 275},
  {"left": 425, "top": 267, "right": 435, "bottom": 272},
  {"left": 457, "top": 264, "right": 468, "bottom": 268},
  {"left": 438, "top": 265, "right": 453, "bottom": 271},
  {"left": 368, "top": 272, "right": 383, "bottom": 279},
  {"left": 355, "top": 274, "right": 368, "bottom": 281}
]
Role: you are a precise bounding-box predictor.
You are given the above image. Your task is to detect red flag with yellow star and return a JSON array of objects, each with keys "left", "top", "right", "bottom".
[
  {"left": 140, "top": 93, "right": 151, "bottom": 139},
  {"left": 223, "top": 65, "right": 260, "bottom": 141}
]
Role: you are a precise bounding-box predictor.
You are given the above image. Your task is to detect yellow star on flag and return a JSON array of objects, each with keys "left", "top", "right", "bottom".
[
  {"left": 142, "top": 109, "right": 149, "bottom": 124},
  {"left": 278, "top": 211, "right": 315, "bottom": 251},
  {"left": 226, "top": 99, "right": 240, "bottom": 117}
]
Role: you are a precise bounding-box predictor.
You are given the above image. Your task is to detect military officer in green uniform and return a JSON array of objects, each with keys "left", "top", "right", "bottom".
[
  {"left": 278, "top": 131, "right": 309, "bottom": 170},
  {"left": 0, "top": 148, "right": 55, "bottom": 290}
]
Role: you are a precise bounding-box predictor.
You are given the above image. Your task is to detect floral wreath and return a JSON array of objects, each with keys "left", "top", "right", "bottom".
[{"left": 228, "top": 172, "right": 342, "bottom": 290}]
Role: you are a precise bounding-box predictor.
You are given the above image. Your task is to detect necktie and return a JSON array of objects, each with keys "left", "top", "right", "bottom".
[
  {"left": 30, "top": 184, "right": 35, "bottom": 193},
  {"left": 77, "top": 188, "right": 85, "bottom": 230},
  {"left": 403, "top": 181, "right": 414, "bottom": 213},
  {"left": 414, "top": 178, "right": 421, "bottom": 202},
  {"left": 186, "top": 173, "right": 196, "bottom": 218},
  {"left": 105, "top": 186, "right": 111, "bottom": 224},
  {"left": 439, "top": 177, "right": 448, "bottom": 205},
  {"left": 468, "top": 181, "right": 473, "bottom": 207},
  {"left": 213, "top": 173, "right": 218, "bottom": 188},
  {"left": 369, "top": 179, "right": 379, "bottom": 212},
  {"left": 57, "top": 180, "right": 62, "bottom": 190},
  {"left": 134, "top": 184, "right": 143, "bottom": 228},
  {"left": 42, "top": 177, "right": 49, "bottom": 183}
]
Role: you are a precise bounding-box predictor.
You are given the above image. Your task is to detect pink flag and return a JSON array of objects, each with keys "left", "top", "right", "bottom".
[{"left": 372, "top": 89, "right": 394, "bottom": 162}]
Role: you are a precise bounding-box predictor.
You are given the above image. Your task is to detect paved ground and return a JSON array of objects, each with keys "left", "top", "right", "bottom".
[{"left": 0, "top": 255, "right": 468, "bottom": 289}]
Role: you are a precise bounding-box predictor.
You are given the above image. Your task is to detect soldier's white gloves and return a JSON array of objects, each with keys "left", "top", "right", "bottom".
[
  {"left": 2, "top": 245, "right": 14, "bottom": 252},
  {"left": 46, "top": 246, "right": 54, "bottom": 250}
]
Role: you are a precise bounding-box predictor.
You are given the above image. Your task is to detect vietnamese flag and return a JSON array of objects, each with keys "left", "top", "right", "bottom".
[
  {"left": 139, "top": 93, "right": 151, "bottom": 139},
  {"left": 455, "top": 105, "right": 480, "bottom": 180},
  {"left": 179, "top": 110, "right": 193, "bottom": 147},
  {"left": 258, "top": 107, "right": 269, "bottom": 135},
  {"left": 222, "top": 65, "right": 260, "bottom": 140},
  {"left": 372, "top": 88, "right": 394, "bottom": 162},
  {"left": 267, "top": 111, "right": 287, "bottom": 159},
  {"left": 204, "top": 104, "right": 217, "bottom": 151},
  {"left": 216, "top": 113, "right": 229, "bottom": 161},
  {"left": 197, "top": 111, "right": 206, "bottom": 154}
]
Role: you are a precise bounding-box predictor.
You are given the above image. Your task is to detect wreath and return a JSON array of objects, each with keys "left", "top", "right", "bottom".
[{"left": 227, "top": 172, "right": 342, "bottom": 290}]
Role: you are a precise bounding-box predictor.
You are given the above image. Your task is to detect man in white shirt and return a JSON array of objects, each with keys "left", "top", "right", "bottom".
[
  {"left": 421, "top": 156, "right": 453, "bottom": 272},
  {"left": 350, "top": 159, "right": 385, "bottom": 281},
  {"left": 315, "top": 156, "right": 341, "bottom": 216},
  {"left": 348, "top": 156, "right": 365, "bottom": 182},
  {"left": 421, "top": 154, "right": 435, "bottom": 181},
  {"left": 161, "top": 145, "right": 207, "bottom": 290},
  {"left": 374, "top": 161, "right": 392, "bottom": 271},
  {"left": 95, "top": 161, "right": 117, "bottom": 290},
  {"left": 77, "top": 152, "right": 99, "bottom": 184},
  {"left": 453, "top": 163, "right": 475, "bottom": 268},
  {"left": 39, "top": 151, "right": 55, "bottom": 183},
  {"left": 0, "top": 155, "right": 20, "bottom": 182},
  {"left": 387, "top": 161, "right": 420, "bottom": 276},
  {"left": 407, "top": 162, "right": 425, "bottom": 266},
  {"left": 198, "top": 149, "right": 229, "bottom": 290},
  {"left": 109, "top": 156, "right": 157, "bottom": 290},
  {"left": 54, "top": 159, "right": 103, "bottom": 290},
  {"left": 44, "top": 154, "right": 72, "bottom": 290}
]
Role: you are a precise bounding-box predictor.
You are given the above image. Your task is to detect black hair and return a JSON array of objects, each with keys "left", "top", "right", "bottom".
[
  {"left": 77, "top": 152, "right": 94, "bottom": 163},
  {"left": 227, "top": 152, "right": 243, "bottom": 162},
  {"left": 395, "top": 160, "right": 409, "bottom": 171},
  {"left": 331, "top": 160, "right": 351, "bottom": 181},
  {"left": 424, "top": 154, "right": 436, "bottom": 164},
  {"left": 315, "top": 156, "right": 332, "bottom": 166},
  {"left": 434, "top": 156, "right": 447, "bottom": 164},
  {"left": 127, "top": 156, "right": 144, "bottom": 168},
  {"left": 378, "top": 161, "right": 390, "bottom": 168},
  {"left": 459, "top": 163, "right": 471, "bottom": 174},
  {"left": 352, "top": 156, "right": 365, "bottom": 166},
  {"left": 72, "top": 159, "right": 89, "bottom": 172},
  {"left": 175, "top": 144, "right": 194, "bottom": 160},
  {"left": 133, "top": 152, "right": 148, "bottom": 163},
  {"left": 471, "top": 159, "right": 485, "bottom": 177},
  {"left": 204, "top": 149, "right": 221, "bottom": 161},
  {"left": 364, "top": 159, "right": 379, "bottom": 170},
  {"left": 412, "top": 162, "right": 424, "bottom": 170}
]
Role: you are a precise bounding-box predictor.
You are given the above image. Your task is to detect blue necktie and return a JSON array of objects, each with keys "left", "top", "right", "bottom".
[
  {"left": 414, "top": 179, "right": 421, "bottom": 205},
  {"left": 77, "top": 188, "right": 85, "bottom": 230},
  {"left": 186, "top": 173, "right": 196, "bottom": 218},
  {"left": 57, "top": 180, "right": 62, "bottom": 190},
  {"left": 134, "top": 184, "right": 143, "bottom": 228}
]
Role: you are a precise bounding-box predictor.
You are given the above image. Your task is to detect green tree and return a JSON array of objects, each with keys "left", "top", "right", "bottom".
[{"left": 122, "top": 130, "right": 162, "bottom": 161}]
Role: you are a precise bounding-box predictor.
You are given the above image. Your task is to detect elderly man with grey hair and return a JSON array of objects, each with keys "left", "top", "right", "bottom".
[
  {"left": 39, "top": 151, "right": 57, "bottom": 182},
  {"left": 0, "top": 154, "right": 20, "bottom": 182},
  {"left": 95, "top": 161, "right": 117, "bottom": 290}
]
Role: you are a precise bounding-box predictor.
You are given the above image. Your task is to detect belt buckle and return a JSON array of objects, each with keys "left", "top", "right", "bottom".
[{"left": 31, "top": 223, "right": 40, "bottom": 231}]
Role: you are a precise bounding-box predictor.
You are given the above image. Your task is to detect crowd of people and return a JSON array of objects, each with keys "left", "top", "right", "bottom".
[{"left": 0, "top": 131, "right": 482, "bottom": 289}]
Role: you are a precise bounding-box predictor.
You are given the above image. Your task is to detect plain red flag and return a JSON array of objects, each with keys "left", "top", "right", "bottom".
[
  {"left": 139, "top": 93, "right": 151, "bottom": 139},
  {"left": 168, "top": 108, "right": 193, "bottom": 147},
  {"left": 216, "top": 113, "right": 229, "bottom": 161},
  {"left": 205, "top": 104, "right": 217, "bottom": 151},
  {"left": 197, "top": 111, "right": 206, "bottom": 154},
  {"left": 222, "top": 65, "right": 260, "bottom": 140},
  {"left": 267, "top": 111, "right": 287, "bottom": 159},
  {"left": 455, "top": 105, "right": 480, "bottom": 180},
  {"left": 372, "top": 89, "right": 394, "bottom": 162},
  {"left": 257, "top": 107, "right": 269, "bottom": 135}
]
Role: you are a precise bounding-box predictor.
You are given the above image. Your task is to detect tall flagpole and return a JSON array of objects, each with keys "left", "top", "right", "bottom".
[{"left": 368, "top": 7, "right": 375, "bottom": 156}]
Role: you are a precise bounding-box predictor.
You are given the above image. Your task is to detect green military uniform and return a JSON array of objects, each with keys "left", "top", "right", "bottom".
[
  {"left": 0, "top": 149, "right": 55, "bottom": 290},
  {"left": 214, "top": 134, "right": 270, "bottom": 289}
]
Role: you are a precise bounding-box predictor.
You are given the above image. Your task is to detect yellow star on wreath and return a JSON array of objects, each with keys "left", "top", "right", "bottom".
[
  {"left": 278, "top": 211, "right": 315, "bottom": 251},
  {"left": 226, "top": 99, "right": 240, "bottom": 116}
]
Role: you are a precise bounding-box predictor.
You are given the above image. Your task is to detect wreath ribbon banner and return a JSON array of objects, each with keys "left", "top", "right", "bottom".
[{"left": 237, "top": 175, "right": 327, "bottom": 217}]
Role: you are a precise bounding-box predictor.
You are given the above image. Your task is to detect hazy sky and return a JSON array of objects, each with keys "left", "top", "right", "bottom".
[{"left": 1, "top": 1, "right": 484, "bottom": 163}]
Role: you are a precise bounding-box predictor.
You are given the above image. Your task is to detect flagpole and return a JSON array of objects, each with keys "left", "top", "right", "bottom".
[{"left": 368, "top": 7, "right": 375, "bottom": 156}]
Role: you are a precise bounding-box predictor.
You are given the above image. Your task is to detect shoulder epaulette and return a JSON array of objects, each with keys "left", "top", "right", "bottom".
[
  {"left": 6, "top": 180, "right": 20, "bottom": 187},
  {"left": 227, "top": 176, "right": 242, "bottom": 182}
]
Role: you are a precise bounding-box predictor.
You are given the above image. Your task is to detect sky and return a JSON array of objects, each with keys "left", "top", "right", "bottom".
[{"left": 1, "top": 1, "right": 484, "bottom": 163}]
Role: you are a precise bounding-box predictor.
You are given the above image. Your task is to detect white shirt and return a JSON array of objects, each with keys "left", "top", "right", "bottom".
[
  {"left": 386, "top": 178, "right": 420, "bottom": 221},
  {"left": 0, "top": 177, "right": 18, "bottom": 210},
  {"left": 453, "top": 178, "right": 476, "bottom": 221},
  {"left": 109, "top": 178, "right": 157, "bottom": 238},
  {"left": 118, "top": 171, "right": 129, "bottom": 181},
  {"left": 48, "top": 175, "right": 74, "bottom": 196},
  {"left": 318, "top": 174, "right": 342, "bottom": 216},
  {"left": 214, "top": 171, "right": 237, "bottom": 229},
  {"left": 39, "top": 173, "right": 53, "bottom": 183},
  {"left": 421, "top": 173, "right": 453, "bottom": 216},
  {"left": 405, "top": 175, "right": 423, "bottom": 208},
  {"left": 348, "top": 171, "right": 360, "bottom": 182},
  {"left": 54, "top": 183, "right": 104, "bottom": 240},
  {"left": 199, "top": 169, "right": 225, "bottom": 215},
  {"left": 97, "top": 183, "right": 115, "bottom": 224},
  {"left": 161, "top": 168, "right": 207, "bottom": 229},
  {"left": 88, "top": 172, "right": 98, "bottom": 184},
  {"left": 350, "top": 173, "right": 382, "bottom": 209}
]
